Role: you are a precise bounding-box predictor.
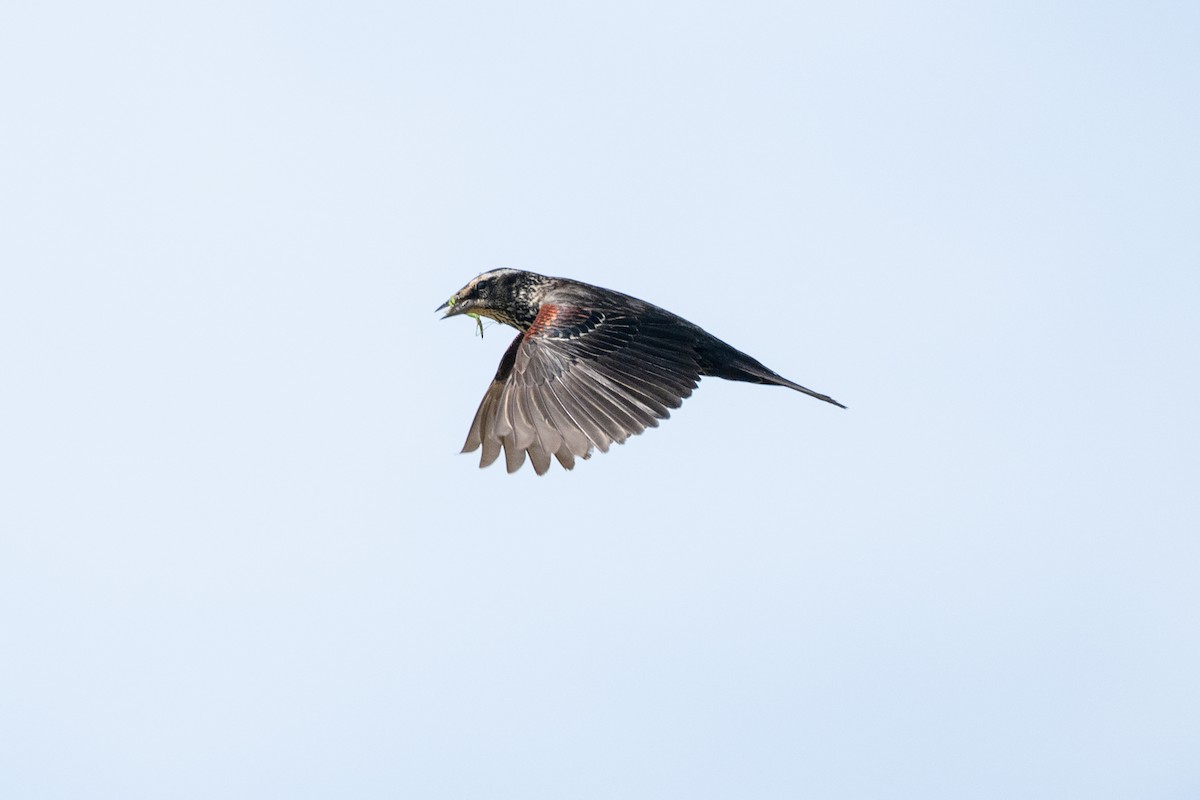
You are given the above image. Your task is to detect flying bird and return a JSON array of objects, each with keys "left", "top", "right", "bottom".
[{"left": 437, "top": 269, "right": 844, "bottom": 474}]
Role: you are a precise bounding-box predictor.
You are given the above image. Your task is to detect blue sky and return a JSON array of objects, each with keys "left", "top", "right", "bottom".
[{"left": 2, "top": 2, "right": 1198, "bottom": 798}]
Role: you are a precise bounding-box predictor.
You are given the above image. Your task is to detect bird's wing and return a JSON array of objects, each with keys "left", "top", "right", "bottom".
[{"left": 461, "top": 304, "right": 702, "bottom": 474}]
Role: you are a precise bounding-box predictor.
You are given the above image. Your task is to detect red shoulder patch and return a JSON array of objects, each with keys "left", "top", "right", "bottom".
[
  {"left": 526, "top": 305, "right": 599, "bottom": 340},
  {"left": 525, "top": 303, "right": 560, "bottom": 338}
]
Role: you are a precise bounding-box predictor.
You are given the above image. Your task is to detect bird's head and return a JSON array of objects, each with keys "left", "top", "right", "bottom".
[{"left": 437, "top": 269, "right": 547, "bottom": 330}]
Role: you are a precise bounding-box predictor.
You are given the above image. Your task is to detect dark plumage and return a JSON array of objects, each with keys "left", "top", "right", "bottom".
[{"left": 437, "top": 269, "right": 845, "bottom": 474}]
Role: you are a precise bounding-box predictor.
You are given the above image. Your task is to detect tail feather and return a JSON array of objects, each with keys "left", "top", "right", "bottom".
[
  {"left": 701, "top": 342, "right": 847, "bottom": 409},
  {"left": 761, "top": 371, "right": 846, "bottom": 408}
]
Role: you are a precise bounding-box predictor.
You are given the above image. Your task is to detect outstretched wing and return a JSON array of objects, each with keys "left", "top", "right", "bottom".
[{"left": 461, "top": 304, "right": 702, "bottom": 474}]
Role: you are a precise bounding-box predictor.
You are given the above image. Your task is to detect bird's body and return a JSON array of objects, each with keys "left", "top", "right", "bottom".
[{"left": 438, "top": 269, "right": 844, "bottom": 474}]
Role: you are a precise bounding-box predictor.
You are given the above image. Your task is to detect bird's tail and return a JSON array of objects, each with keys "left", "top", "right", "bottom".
[{"left": 702, "top": 343, "right": 847, "bottom": 409}]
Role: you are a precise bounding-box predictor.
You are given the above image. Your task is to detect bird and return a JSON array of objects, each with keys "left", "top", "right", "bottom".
[{"left": 437, "top": 268, "right": 845, "bottom": 475}]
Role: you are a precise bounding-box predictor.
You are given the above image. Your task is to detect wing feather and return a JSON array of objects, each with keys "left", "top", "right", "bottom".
[{"left": 460, "top": 304, "right": 701, "bottom": 473}]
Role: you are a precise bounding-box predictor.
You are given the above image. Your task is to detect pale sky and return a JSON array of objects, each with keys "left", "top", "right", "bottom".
[{"left": 2, "top": 2, "right": 1198, "bottom": 798}]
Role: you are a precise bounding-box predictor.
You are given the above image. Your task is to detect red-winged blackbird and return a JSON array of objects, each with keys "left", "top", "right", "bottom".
[{"left": 438, "top": 269, "right": 845, "bottom": 474}]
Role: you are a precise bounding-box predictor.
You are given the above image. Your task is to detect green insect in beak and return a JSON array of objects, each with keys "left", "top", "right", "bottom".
[{"left": 446, "top": 295, "right": 485, "bottom": 338}]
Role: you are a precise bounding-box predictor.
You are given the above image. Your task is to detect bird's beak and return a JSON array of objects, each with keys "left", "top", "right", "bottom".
[{"left": 436, "top": 296, "right": 461, "bottom": 318}]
